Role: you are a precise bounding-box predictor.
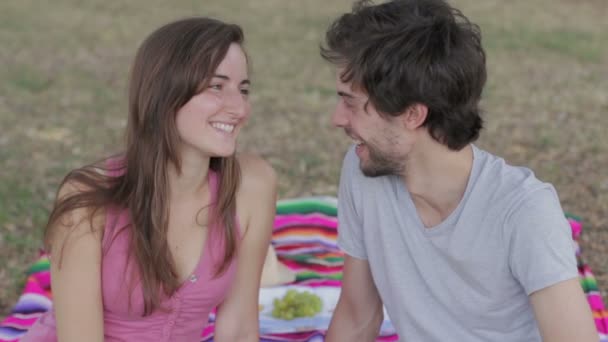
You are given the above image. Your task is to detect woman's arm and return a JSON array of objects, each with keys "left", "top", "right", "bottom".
[
  {"left": 214, "top": 154, "right": 277, "bottom": 342},
  {"left": 48, "top": 182, "right": 105, "bottom": 342}
]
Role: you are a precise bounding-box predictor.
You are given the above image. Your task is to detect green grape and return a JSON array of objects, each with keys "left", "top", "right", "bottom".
[{"left": 271, "top": 289, "right": 323, "bottom": 320}]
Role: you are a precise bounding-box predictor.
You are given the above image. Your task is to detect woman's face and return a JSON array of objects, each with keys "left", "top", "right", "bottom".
[{"left": 175, "top": 43, "right": 251, "bottom": 159}]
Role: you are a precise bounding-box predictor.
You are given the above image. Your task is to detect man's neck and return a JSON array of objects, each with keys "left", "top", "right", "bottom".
[{"left": 401, "top": 142, "right": 474, "bottom": 225}]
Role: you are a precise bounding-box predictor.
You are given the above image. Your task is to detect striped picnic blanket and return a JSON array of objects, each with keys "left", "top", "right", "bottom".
[{"left": 1, "top": 197, "right": 607, "bottom": 341}]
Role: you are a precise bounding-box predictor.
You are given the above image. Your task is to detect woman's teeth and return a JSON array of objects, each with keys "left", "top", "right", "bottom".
[{"left": 211, "top": 122, "right": 235, "bottom": 133}]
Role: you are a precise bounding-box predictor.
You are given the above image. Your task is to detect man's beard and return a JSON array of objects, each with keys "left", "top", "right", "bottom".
[{"left": 359, "top": 142, "right": 405, "bottom": 177}]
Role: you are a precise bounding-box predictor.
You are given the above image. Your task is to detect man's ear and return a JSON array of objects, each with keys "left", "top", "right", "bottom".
[{"left": 401, "top": 103, "right": 428, "bottom": 130}]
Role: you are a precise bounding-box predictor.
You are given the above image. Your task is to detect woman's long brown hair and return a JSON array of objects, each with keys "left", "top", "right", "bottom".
[{"left": 44, "top": 17, "right": 245, "bottom": 315}]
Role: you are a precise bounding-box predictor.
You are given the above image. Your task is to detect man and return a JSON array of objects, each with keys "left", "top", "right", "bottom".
[{"left": 320, "top": 1, "right": 598, "bottom": 341}]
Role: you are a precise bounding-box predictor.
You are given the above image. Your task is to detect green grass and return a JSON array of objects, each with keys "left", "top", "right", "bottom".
[
  {"left": 1, "top": 0, "right": 607, "bottom": 316},
  {"left": 6, "top": 65, "right": 53, "bottom": 93},
  {"left": 484, "top": 27, "right": 604, "bottom": 62}
]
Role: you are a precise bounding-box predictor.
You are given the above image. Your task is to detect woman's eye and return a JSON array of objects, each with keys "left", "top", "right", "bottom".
[
  {"left": 240, "top": 88, "right": 250, "bottom": 95},
  {"left": 209, "top": 84, "right": 222, "bottom": 90}
]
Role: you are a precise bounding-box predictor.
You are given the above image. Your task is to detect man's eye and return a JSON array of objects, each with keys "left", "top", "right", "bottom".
[{"left": 240, "top": 88, "right": 250, "bottom": 95}]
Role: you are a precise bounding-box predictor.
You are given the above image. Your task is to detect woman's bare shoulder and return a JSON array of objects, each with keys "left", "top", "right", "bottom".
[
  {"left": 236, "top": 153, "right": 277, "bottom": 192},
  {"left": 235, "top": 153, "right": 277, "bottom": 235},
  {"left": 47, "top": 179, "right": 106, "bottom": 257}
]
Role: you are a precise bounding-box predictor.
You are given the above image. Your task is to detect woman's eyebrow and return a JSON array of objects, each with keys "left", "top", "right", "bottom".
[{"left": 213, "top": 74, "right": 250, "bottom": 85}]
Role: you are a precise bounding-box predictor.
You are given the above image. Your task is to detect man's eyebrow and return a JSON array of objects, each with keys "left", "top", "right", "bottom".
[
  {"left": 337, "top": 91, "right": 354, "bottom": 98},
  {"left": 213, "top": 74, "right": 250, "bottom": 85}
]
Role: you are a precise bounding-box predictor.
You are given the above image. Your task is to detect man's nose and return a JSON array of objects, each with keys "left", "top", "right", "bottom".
[{"left": 331, "top": 104, "right": 348, "bottom": 127}]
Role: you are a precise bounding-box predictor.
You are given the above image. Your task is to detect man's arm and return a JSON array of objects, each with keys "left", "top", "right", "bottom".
[
  {"left": 530, "top": 278, "right": 598, "bottom": 342},
  {"left": 506, "top": 187, "right": 598, "bottom": 342},
  {"left": 325, "top": 255, "right": 383, "bottom": 342}
]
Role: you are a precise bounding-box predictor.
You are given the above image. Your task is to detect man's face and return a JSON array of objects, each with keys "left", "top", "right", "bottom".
[{"left": 331, "top": 72, "right": 410, "bottom": 177}]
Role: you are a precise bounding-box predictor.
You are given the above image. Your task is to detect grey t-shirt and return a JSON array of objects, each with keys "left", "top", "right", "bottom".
[{"left": 337, "top": 144, "right": 578, "bottom": 341}]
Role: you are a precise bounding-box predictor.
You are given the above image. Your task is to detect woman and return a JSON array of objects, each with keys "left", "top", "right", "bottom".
[{"left": 22, "top": 17, "right": 276, "bottom": 342}]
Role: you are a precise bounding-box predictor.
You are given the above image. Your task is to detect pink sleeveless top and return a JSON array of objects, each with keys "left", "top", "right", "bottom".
[{"left": 22, "top": 167, "right": 239, "bottom": 342}]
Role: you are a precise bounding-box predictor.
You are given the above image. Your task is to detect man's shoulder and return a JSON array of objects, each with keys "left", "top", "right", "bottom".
[
  {"left": 473, "top": 146, "right": 558, "bottom": 213},
  {"left": 475, "top": 146, "right": 549, "bottom": 192},
  {"left": 341, "top": 145, "right": 365, "bottom": 185},
  {"left": 342, "top": 145, "right": 359, "bottom": 172}
]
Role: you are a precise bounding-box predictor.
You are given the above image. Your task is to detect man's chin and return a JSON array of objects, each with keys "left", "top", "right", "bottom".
[
  {"left": 358, "top": 151, "right": 379, "bottom": 177},
  {"left": 359, "top": 161, "right": 381, "bottom": 177},
  {"left": 359, "top": 158, "right": 401, "bottom": 178}
]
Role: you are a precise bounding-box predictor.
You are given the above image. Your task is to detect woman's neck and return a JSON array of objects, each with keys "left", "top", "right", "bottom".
[{"left": 168, "top": 152, "right": 211, "bottom": 199}]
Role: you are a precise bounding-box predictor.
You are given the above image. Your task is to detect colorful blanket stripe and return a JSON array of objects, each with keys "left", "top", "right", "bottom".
[
  {"left": 568, "top": 215, "right": 608, "bottom": 340},
  {"left": 1, "top": 197, "right": 606, "bottom": 341}
]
